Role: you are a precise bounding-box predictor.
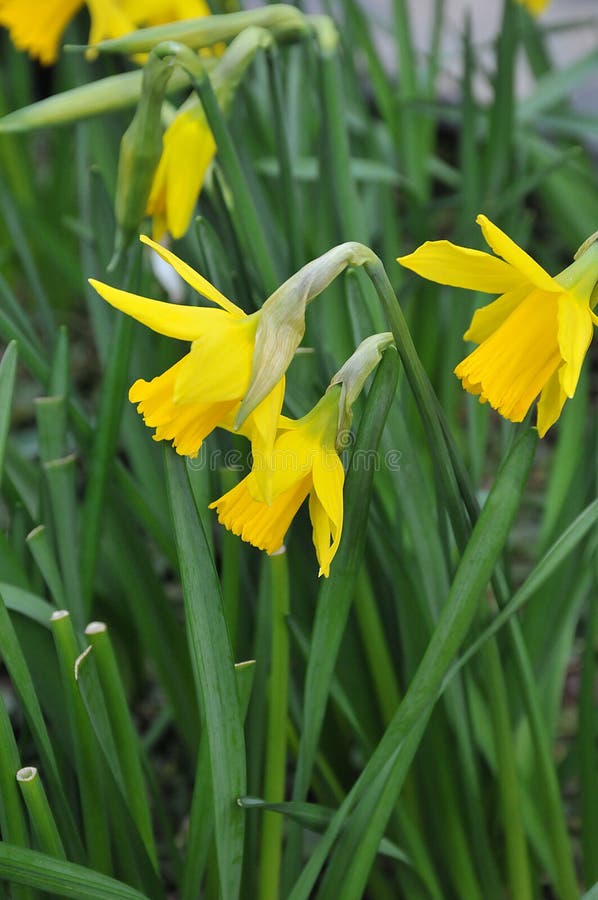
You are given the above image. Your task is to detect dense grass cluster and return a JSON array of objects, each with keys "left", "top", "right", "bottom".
[{"left": 0, "top": 1, "right": 598, "bottom": 898}]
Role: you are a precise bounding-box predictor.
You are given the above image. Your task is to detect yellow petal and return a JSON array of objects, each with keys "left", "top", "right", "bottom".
[
  {"left": 147, "top": 109, "right": 216, "bottom": 241},
  {"left": 86, "top": 0, "right": 135, "bottom": 46},
  {"left": 210, "top": 473, "right": 310, "bottom": 555},
  {"left": 556, "top": 293, "right": 594, "bottom": 398},
  {"left": 464, "top": 283, "right": 531, "bottom": 344},
  {"left": 476, "top": 215, "right": 561, "bottom": 294},
  {"left": 398, "top": 241, "right": 523, "bottom": 293},
  {"left": 242, "top": 376, "right": 286, "bottom": 498},
  {"left": 455, "top": 290, "right": 561, "bottom": 422},
  {"left": 129, "top": 355, "right": 236, "bottom": 456},
  {"left": 139, "top": 235, "right": 244, "bottom": 317},
  {"left": 310, "top": 451, "right": 344, "bottom": 577},
  {"left": 89, "top": 278, "right": 227, "bottom": 340},
  {"left": 0, "top": 0, "right": 81, "bottom": 64},
  {"left": 536, "top": 369, "right": 567, "bottom": 437},
  {"left": 173, "top": 315, "right": 258, "bottom": 404}
]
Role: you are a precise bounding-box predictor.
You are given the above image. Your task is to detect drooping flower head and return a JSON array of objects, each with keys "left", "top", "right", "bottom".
[
  {"left": 210, "top": 386, "right": 345, "bottom": 578},
  {"left": 0, "top": 0, "right": 210, "bottom": 65},
  {"left": 89, "top": 236, "right": 285, "bottom": 458},
  {"left": 398, "top": 214, "right": 598, "bottom": 436},
  {"left": 210, "top": 332, "right": 395, "bottom": 576}
]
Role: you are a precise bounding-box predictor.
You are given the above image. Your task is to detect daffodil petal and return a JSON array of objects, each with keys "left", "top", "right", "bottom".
[
  {"left": 0, "top": 0, "right": 81, "bottom": 64},
  {"left": 139, "top": 235, "right": 245, "bottom": 317},
  {"left": 308, "top": 486, "right": 342, "bottom": 578},
  {"left": 455, "top": 290, "right": 561, "bottom": 423},
  {"left": 129, "top": 354, "right": 236, "bottom": 456},
  {"left": 167, "top": 118, "right": 216, "bottom": 239},
  {"left": 173, "top": 316, "right": 257, "bottom": 404},
  {"left": 536, "top": 369, "right": 567, "bottom": 437},
  {"left": 210, "top": 473, "right": 310, "bottom": 555},
  {"left": 476, "top": 215, "right": 561, "bottom": 294},
  {"left": 312, "top": 450, "right": 344, "bottom": 533},
  {"left": 398, "top": 241, "right": 523, "bottom": 293},
  {"left": 464, "top": 283, "right": 531, "bottom": 344},
  {"left": 89, "top": 278, "right": 227, "bottom": 340},
  {"left": 557, "top": 293, "right": 594, "bottom": 398}
]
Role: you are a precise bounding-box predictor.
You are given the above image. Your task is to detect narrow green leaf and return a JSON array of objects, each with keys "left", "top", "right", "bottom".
[
  {"left": 290, "top": 429, "right": 537, "bottom": 900},
  {"left": 0, "top": 341, "right": 17, "bottom": 487},
  {"left": 165, "top": 449, "right": 246, "bottom": 900},
  {"left": 0, "top": 844, "right": 149, "bottom": 899}
]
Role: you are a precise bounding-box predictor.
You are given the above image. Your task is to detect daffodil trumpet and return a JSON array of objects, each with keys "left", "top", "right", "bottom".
[
  {"left": 210, "top": 332, "right": 395, "bottom": 577},
  {"left": 398, "top": 215, "right": 598, "bottom": 436}
]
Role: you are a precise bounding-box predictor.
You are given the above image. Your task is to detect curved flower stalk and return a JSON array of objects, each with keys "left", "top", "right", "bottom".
[
  {"left": 89, "top": 236, "right": 285, "bottom": 458},
  {"left": 0, "top": 0, "right": 210, "bottom": 65},
  {"left": 398, "top": 214, "right": 598, "bottom": 436},
  {"left": 211, "top": 386, "right": 345, "bottom": 578},
  {"left": 211, "top": 333, "right": 395, "bottom": 576}
]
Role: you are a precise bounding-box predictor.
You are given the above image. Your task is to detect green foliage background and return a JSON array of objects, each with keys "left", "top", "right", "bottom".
[{"left": 0, "top": 1, "right": 597, "bottom": 898}]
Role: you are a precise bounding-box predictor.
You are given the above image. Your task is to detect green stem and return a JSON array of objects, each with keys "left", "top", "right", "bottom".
[
  {"left": 0, "top": 702, "right": 34, "bottom": 900},
  {"left": 84, "top": 622, "right": 157, "bottom": 868},
  {"left": 353, "top": 569, "right": 400, "bottom": 725},
  {"left": 266, "top": 46, "right": 303, "bottom": 271},
  {"left": 50, "top": 611, "right": 112, "bottom": 874},
  {"left": 187, "top": 61, "right": 280, "bottom": 295},
  {"left": 482, "top": 640, "right": 532, "bottom": 900},
  {"left": 16, "top": 768, "right": 65, "bottom": 860},
  {"left": 258, "top": 551, "right": 290, "bottom": 900},
  {"left": 580, "top": 585, "right": 598, "bottom": 887},
  {"left": 80, "top": 255, "right": 137, "bottom": 611}
]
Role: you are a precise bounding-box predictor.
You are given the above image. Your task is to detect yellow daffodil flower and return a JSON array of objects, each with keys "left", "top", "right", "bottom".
[
  {"left": 516, "top": 0, "right": 549, "bottom": 14},
  {"left": 89, "top": 235, "right": 284, "bottom": 458},
  {"left": 210, "top": 387, "right": 345, "bottom": 577},
  {"left": 398, "top": 214, "right": 598, "bottom": 436},
  {"left": 0, "top": 0, "right": 210, "bottom": 65},
  {"left": 146, "top": 106, "right": 216, "bottom": 241}
]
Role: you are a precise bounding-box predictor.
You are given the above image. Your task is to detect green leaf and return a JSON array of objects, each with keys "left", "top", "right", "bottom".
[
  {"left": 0, "top": 844, "right": 150, "bottom": 899},
  {"left": 0, "top": 341, "right": 17, "bottom": 487},
  {"left": 165, "top": 449, "right": 246, "bottom": 900}
]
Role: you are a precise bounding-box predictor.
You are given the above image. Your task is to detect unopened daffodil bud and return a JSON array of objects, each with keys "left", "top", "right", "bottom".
[
  {"left": 328, "top": 332, "right": 395, "bottom": 436},
  {"left": 236, "top": 241, "right": 378, "bottom": 429},
  {"left": 111, "top": 51, "right": 175, "bottom": 268},
  {"left": 85, "top": 5, "right": 307, "bottom": 57}
]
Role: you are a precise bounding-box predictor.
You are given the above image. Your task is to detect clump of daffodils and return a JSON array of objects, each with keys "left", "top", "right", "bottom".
[
  {"left": 399, "top": 214, "right": 598, "bottom": 436},
  {"left": 90, "top": 239, "right": 391, "bottom": 576}
]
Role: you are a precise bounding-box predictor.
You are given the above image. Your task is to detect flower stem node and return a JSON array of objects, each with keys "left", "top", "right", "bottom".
[
  {"left": 235, "top": 241, "right": 378, "bottom": 430},
  {"left": 329, "top": 332, "right": 395, "bottom": 436}
]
